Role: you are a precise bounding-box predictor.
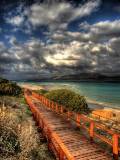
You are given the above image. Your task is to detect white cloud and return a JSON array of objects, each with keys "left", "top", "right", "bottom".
[
  {"left": 2, "top": 0, "right": 120, "bottom": 79},
  {"left": 6, "top": 15, "right": 24, "bottom": 26},
  {"left": 27, "top": 0, "right": 100, "bottom": 30},
  {"left": 80, "top": 20, "right": 120, "bottom": 35},
  {"left": 45, "top": 41, "right": 90, "bottom": 67},
  {"left": 1, "top": 33, "right": 120, "bottom": 79},
  {"left": 71, "top": 0, "right": 100, "bottom": 21},
  {"left": 9, "top": 36, "right": 18, "bottom": 45},
  {"left": 0, "top": 42, "right": 6, "bottom": 52}
]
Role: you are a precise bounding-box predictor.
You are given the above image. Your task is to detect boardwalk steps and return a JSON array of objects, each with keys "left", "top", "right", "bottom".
[{"left": 25, "top": 91, "right": 120, "bottom": 160}]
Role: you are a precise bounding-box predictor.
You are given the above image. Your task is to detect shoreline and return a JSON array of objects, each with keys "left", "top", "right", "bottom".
[
  {"left": 87, "top": 98, "right": 120, "bottom": 110},
  {"left": 19, "top": 83, "right": 120, "bottom": 122},
  {"left": 18, "top": 83, "right": 44, "bottom": 90},
  {"left": 19, "top": 83, "right": 120, "bottom": 111}
]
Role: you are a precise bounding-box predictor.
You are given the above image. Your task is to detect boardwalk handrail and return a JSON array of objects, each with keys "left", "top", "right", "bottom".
[
  {"left": 25, "top": 92, "right": 75, "bottom": 160},
  {"left": 90, "top": 112, "right": 120, "bottom": 128},
  {"left": 32, "top": 91, "right": 120, "bottom": 160},
  {"left": 52, "top": 132, "right": 75, "bottom": 160}
]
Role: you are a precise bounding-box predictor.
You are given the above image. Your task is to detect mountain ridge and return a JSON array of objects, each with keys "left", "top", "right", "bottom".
[{"left": 14, "top": 73, "right": 120, "bottom": 82}]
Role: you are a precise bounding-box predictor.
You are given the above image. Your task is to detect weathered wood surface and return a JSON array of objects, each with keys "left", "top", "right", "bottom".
[{"left": 25, "top": 92, "right": 112, "bottom": 160}]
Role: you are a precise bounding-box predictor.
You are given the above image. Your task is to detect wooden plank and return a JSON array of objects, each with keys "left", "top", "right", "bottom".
[{"left": 25, "top": 93, "right": 113, "bottom": 160}]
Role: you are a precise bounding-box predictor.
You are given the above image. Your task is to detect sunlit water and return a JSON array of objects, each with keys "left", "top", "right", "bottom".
[{"left": 20, "top": 82, "right": 120, "bottom": 109}]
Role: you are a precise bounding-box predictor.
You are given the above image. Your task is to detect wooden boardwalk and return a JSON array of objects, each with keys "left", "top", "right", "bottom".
[{"left": 25, "top": 91, "right": 120, "bottom": 160}]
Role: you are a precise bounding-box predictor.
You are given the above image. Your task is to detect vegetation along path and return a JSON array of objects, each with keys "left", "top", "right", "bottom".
[{"left": 24, "top": 90, "right": 118, "bottom": 160}]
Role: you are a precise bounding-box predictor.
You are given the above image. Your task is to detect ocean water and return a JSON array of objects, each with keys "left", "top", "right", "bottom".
[{"left": 20, "top": 81, "right": 120, "bottom": 109}]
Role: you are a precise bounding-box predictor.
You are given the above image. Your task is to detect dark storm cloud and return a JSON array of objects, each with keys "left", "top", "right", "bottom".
[
  {"left": 0, "top": 0, "right": 120, "bottom": 80},
  {"left": 0, "top": 37, "right": 55, "bottom": 79}
]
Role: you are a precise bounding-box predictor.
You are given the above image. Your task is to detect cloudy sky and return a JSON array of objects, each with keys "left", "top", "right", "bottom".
[{"left": 0, "top": 0, "right": 120, "bottom": 80}]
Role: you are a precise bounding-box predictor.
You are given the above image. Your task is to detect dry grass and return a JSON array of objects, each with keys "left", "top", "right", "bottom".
[
  {"left": 91, "top": 109, "right": 120, "bottom": 133},
  {"left": 0, "top": 96, "right": 55, "bottom": 160}
]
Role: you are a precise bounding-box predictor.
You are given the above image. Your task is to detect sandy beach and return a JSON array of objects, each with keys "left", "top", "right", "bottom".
[
  {"left": 19, "top": 83, "right": 120, "bottom": 123},
  {"left": 19, "top": 83, "right": 44, "bottom": 90}
]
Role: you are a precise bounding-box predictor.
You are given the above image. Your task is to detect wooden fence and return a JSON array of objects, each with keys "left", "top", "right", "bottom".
[{"left": 25, "top": 90, "right": 120, "bottom": 160}]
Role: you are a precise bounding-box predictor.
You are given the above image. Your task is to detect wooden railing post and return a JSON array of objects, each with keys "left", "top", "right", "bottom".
[
  {"left": 51, "top": 101, "right": 53, "bottom": 109},
  {"left": 59, "top": 149, "right": 64, "bottom": 160},
  {"left": 113, "top": 134, "right": 119, "bottom": 160},
  {"left": 45, "top": 98, "right": 46, "bottom": 104},
  {"left": 67, "top": 111, "right": 70, "bottom": 120},
  {"left": 50, "top": 101, "right": 52, "bottom": 109},
  {"left": 43, "top": 97, "right": 45, "bottom": 104},
  {"left": 44, "top": 97, "right": 45, "bottom": 104},
  {"left": 56, "top": 104, "right": 58, "bottom": 113},
  {"left": 60, "top": 106, "right": 63, "bottom": 114},
  {"left": 76, "top": 114, "right": 80, "bottom": 128},
  {"left": 41, "top": 97, "right": 43, "bottom": 103},
  {"left": 90, "top": 121, "right": 94, "bottom": 142},
  {"left": 52, "top": 102, "right": 54, "bottom": 110},
  {"left": 49, "top": 100, "right": 51, "bottom": 108},
  {"left": 47, "top": 100, "right": 48, "bottom": 107},
  {"left": 39, "top": 95, "right": 41, "bottom": 101},
  {"left": 46, "top": 99, "right": 47, "bottom": 106}
]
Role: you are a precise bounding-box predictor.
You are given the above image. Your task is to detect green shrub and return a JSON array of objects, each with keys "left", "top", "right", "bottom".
[
  {"left": 20, "top": 97, "right": 26, "bottom": 104},
  {"left": 35, "top": 89, "right": 48, "bottom": 95},
  {"left": 45, "top": 89, "right": 89, "bottom": 113},
  {"left": 25, "top": 107, "right": 32, "bottom": 116},
  {"left": 0, "top": 78, "right": 22, "bottom": 96},
  {"left": 68, "top": 94, "right": 89, "bottom": 113},
  {"left": 0, "top": 125, "right": 21, "bottom": 157},
  {"left": 30, "top": 147, "right": 54, "bottom": 160}
]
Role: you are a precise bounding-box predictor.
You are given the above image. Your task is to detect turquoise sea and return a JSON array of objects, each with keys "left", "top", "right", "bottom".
[{"left": 21, "top": 82, "right": 120, "bottom": 109}]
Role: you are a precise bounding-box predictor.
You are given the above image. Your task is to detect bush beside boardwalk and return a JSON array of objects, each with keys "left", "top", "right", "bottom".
[
  {"left": 34, "top": 88, "right": 89, "bottom": 113},
  {"left": 35, "top": 88, "right": 120, "bottom": 133},
  {"left": 45, "top": 89, "right": 89, "bottom": 114},
  {"left": 0, "top": 78, "right": 55, "bottom": 160},
  {"left": 0, "top": 77, "right": 22, "bottom": 96},
  {"left": 0, "top": 96, "right": 55, "bottom": 160}
]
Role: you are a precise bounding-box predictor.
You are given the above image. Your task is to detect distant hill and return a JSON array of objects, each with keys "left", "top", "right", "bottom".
[
  {"left": 52, "top": 73, "right": 120, "bottom": 82},
  {"left": 15, "top": 73, "right": 120, "bottom": 82},
  {"left": 0, "top": 77, "right": 22, "bottom": 96}
]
